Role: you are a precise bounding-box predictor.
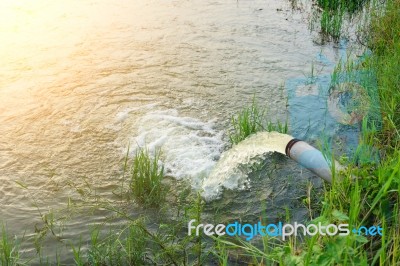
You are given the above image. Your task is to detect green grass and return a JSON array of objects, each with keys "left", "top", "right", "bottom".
[
  {"left": 85, "top": 222, "right": 146, "bottom": 265},
  {"left": 310, "top": 0, "right": 371, "bottom": 41},
  {"left": 79, "top": 192, "right": 207, "bottom": 265},
  {"left": 229, "top": 99, "right": 288, "bottom": 145},
  {"left": 368, "top": 0, "right": 400, "bottom": 152},
  {"left": 229, "top": 99, "right": 265, "bottom": 145},
  {"left": 130, "top": 147, "right": 167, "bottom": 207},
  {"left": 0, "top": 226, "right": 21, "bottom": 266},
  {"left": 316, "top": 0, "right": 368, "bottom": 13},
  {"left": 320, "top": 8, "right": 344, "bottom": 40}
]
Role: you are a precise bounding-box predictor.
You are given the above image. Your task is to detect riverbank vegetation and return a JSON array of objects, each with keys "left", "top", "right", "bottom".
[
  {"left": 229, "top": 98, "right": 288, "bottom": 145},
  {"left": 1, "top": 226, "right": 21, "bottom": 265},
  {"left": 309, "top": 0, "right": 374, "bottom": 41},
  {"left": 1, "top": 0, "right": 399, "bottom": 265}
]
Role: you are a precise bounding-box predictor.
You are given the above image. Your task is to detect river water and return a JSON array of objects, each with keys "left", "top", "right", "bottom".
[{"left": 0, "top": 0, "right": 346, "bottom": 260}]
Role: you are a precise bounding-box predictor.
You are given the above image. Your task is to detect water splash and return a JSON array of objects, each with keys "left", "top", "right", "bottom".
[
  {"left": 201, "top": 131, "right": 293, "bottom": 201},
  {"left": 132, "top": 109, "right": 224, "bottom": 189}
]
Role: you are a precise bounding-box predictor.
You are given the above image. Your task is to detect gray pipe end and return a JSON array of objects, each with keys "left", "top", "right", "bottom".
[{"left": 285, "top": 138, "right": 301, "bottom": 157}]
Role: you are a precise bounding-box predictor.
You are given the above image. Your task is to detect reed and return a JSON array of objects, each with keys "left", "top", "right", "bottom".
[{"left": 130, "top": 147, "right": 167, "bottom": 207}]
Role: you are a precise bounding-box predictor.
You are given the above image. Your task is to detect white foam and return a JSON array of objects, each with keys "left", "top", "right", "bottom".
[
  {"left": 131, "top": 112, "right": 294, "bottom": 201},
  {"left": 105, "top": 102, "right": 160, "bottom": 131},
  {"left": 201, "top": 131, "right": 293, "bottom": 200},
  {"left": 132, "top": 109, "right": 224, "bottom": 189}
]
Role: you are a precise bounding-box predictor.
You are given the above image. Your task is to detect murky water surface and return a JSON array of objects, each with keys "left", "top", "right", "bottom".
[{"left": 0, "top": 0, "right": 344, "bottom": 259}]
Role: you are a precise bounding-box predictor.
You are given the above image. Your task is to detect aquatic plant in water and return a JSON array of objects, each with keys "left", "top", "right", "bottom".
[{"left": 130, "top": 147, "right": 167, "bottom": 207}]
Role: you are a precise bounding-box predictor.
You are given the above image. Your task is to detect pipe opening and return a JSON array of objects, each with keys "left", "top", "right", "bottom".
[{"left": 285, "top": 138, "right": 301, "bottom": 156}]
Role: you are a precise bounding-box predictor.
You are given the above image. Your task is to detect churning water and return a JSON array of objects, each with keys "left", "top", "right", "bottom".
[
  {"left": 0, "top": 0, "right": 349, "bottom": 259},
  {"left": 202, "top": 132, "right": 293, "bottom": 200}
]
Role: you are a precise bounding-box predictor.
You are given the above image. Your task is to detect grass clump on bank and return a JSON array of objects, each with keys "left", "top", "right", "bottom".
[
  {"left": 361, "top": 3, "right": 400, "bottom": 262},
  {"left": 71, "top": 193, "right": 208, "bottom": 266},
  {"left": 83, "top": 221, "right": 147, "bottom": 265},
  {"left": 310, "top": 0, "right": 371, "bottom": 41},
  {"left": 229, "top": 99, "right": 288, "bottom": 145},
  {"left": 316, "top": 0, "right": 368, "bottom": 13},
  {"left": 1, "top": 226, "right": 21, "bottom": 266},
  {"left": 320, "top": 7, "right": 344, "bottom": 40},
  {"left": 369, "top": 0, "right": 400, "bottom": 152},
  {"left": 130, "top": 147, "right": 167, "bottom": 207}
]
